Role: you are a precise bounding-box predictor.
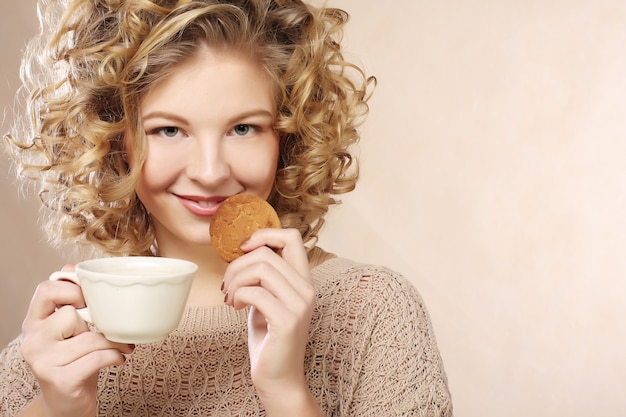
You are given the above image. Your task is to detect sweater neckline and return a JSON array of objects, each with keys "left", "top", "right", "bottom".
[{"left": 173, "top": 255, "right": 355, "bottom": 336}]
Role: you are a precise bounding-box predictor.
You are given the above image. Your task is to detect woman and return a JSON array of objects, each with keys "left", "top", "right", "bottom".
[{"left": 1, "top": 0, "right": 453, "bottom": 415}]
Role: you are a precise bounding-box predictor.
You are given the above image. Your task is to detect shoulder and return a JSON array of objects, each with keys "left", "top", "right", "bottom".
[
  {"left": 312, "top": 256, "right": 427, "bottom": 307},
  {"left": 308, "top": 256, "right": 453, "bottom": 415},
  {"left": 311, "top": 256, "right": 435, "bottom": 332}
]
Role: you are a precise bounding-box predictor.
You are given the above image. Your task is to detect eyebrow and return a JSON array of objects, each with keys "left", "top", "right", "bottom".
[
  {"left": 226, "top": 109, "right": 275, "bottom": 125},
  {"left": 141, "top": 111, "right": 188, "bottom": 125},
  {"left": 141, "top": 109, "right": 275, "bottom": 125}
]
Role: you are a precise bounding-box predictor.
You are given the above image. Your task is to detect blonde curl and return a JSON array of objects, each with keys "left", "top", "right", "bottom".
[{"left": 4, "top": 0, "right": 374, "bottom": 256}]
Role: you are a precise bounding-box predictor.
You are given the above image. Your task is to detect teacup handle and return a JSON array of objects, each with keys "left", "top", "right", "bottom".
[{"left": 48, "top": 271, "right": 93, "bottom": 323}]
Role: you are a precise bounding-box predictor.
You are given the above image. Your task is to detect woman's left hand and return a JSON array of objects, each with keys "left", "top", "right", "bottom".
[{"left": 221, "top": 227, "right": 316, "bottom": 400}]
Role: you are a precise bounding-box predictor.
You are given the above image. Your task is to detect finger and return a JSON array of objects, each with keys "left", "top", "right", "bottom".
[
  {"left": 62, "top": 333, "right": 133, "bottom": 379},
  {"left": 241, "top": 228, "right": 310, "bottom": 279},
  {"left": 57, "top": 331, "right": 133, "bottom": 366},
  {"left": 232, "top": 286, "right": 291, "bottom": 330},
  {"left": 31, "top": 341, "right": 128, "bottom": 387},
  {"left": 44, "top": 310, "right": 135, "bottom": 356},
  {"left": 21, "top": 329, "right": 131, "bottom": 385},
  {"left": 233, "top": 287, "right": 310, "bottom": 343},
  {"left": 23, "top": 280, "right": 86, "bottom": 328},
  {"left": 232, "top": 235, "right": 312, "bottom": 295},
  {"left": 45, "top": 305, "right": 91, "bottom": 340},
  {"left": 25, "top": 330, "right": 132, "bottom": 371},
  {"left": 66, "top": 347, "right": 127, "bottom": 377},
  {"left": 224, "top": 247, "right": 316, "bottom": 314},
  {"left": 225, "top": 258, "right": 303, "bottom": 309}
]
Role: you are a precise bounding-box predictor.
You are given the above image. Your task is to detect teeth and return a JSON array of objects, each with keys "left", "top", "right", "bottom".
[{"left": 197, "top": 201, "right": 215, "bottom": 208}]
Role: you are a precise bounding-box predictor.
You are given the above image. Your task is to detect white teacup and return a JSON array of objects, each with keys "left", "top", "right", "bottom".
[{"left": 49, "top": 256, "right": 197, "bottom": 344}]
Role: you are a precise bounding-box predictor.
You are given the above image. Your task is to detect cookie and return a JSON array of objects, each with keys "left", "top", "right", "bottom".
[{"left": 210, "top": 194, "right": 281, "bottom": 262}]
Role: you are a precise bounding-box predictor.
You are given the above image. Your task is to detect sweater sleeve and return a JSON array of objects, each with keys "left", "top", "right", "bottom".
[
  {"left": 311, "top": 263, "right": 453, "bottom": 417},
  {"left": 352, "top": 267, "right": 453, "bottom": 416},
  {"left": 0, "top": 335, "right": 40, "bottom": 416}
]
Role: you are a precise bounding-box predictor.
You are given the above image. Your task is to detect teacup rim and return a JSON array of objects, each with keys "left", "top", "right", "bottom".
[{"left": 74, "top": 256, "right": 198, "bottom": 284}]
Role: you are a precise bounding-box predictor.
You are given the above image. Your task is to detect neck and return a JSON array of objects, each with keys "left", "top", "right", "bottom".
[
  {"left": 156, "top": 243, "right": 336, "bottom": 308},
  {"left": 158, "top": 242, "right": 228, "bottom": 307}
]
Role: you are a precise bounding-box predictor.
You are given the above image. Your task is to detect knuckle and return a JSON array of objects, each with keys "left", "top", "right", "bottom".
[
  {"left": 284, "top": 228, "right": 302, "bottom": 242},
  {"left": 55, "top": 304, "right": 79, "bottom": 320},
  {"left": 302, "top": 282, "right": 316, "bottom": 303},
  {"left": 256, "top": 245, "right": 276, "bottom": 258},
  {"left": 76, "top": 330, "right": 106, "bottom": 347},
  {"left": 32, "top": 280, "right": 56, "bottom": 299},
  {"left": 252, "top": 259, "right": 274, "bottom": 276},
  {"left": 88, "top": 348, "right": 107, "bottom": 363}
]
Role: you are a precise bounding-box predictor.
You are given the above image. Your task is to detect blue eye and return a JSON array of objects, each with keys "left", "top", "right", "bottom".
[
  {"left": 233, "top": 124, "right": 252, "bottom": 136},
  {"left": 160, "top": 126, "right": 180, "bottom": 137},
  {"left": 147, "top": 126, "right": 181, "bottom": 138},
  {"left": 146, "top": 126, "right": 181, "bottom": 138}
]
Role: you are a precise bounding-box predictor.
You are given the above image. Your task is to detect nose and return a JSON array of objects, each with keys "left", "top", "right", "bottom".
[{"left": 185, "top": 135, "right": 230, "bottom": 186}]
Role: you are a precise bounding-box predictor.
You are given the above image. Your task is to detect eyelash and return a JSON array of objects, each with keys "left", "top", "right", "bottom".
[
  {"left": 149, "top": 126, "right": 181, "bottom": 138},
  {"left": 229, "top": 124, "right": 259, "bottom": 136},
  {"left": 146, "top": 123, "right": 263, "bottom": 139}
]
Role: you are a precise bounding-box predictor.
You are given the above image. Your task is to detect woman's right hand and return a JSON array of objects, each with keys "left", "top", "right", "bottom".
[{"left": 18, "top": 268, "right": 133, "bottom": 417}]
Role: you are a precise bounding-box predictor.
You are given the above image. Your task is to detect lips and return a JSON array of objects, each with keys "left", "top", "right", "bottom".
[{"left": 176, "top": 194, "right": 225, "bottom": 217}]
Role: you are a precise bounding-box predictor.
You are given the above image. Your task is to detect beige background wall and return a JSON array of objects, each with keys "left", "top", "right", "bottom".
[{"left": 2, "top": 1, "right": 625, "bottom": 416}]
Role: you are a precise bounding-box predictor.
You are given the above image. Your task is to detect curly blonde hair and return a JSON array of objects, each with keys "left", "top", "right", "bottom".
[{"left": 4, "top": 0, "right": 373, "bottom": 256}]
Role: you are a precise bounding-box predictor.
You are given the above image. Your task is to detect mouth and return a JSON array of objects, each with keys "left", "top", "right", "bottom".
[
  {"left": 176, "top": 194, "right": 227, "bottom": 217},
  {"left": 195, "top": 200, "right": 220, "bottom": 208}
]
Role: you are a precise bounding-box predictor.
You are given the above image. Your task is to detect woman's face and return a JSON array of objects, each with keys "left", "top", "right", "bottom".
[{"left": 134, "top": 44, "right": 279, "bottom": 250}]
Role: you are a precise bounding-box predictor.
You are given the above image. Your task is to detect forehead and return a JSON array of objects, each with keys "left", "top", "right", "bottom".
[
  {"left": 142, "top": 44, "right": 275, "bottom": 109},
  {"left": 137, "top": 44, "right": 278, "bottom": 130}
]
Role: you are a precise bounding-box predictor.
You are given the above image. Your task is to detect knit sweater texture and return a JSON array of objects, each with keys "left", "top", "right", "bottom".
[{"left": 0, "top": 255, "right": 453, "bottom": 416}]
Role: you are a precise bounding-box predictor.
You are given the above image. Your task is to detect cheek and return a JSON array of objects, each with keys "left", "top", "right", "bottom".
[
  {"left": 248, "top": 139, "right": 279, "bottom": 190},
  {"left": 135, "top": 146, "right": 179, "bottom": 195},
  {"left": 228, "top": 143, "right": 278, "bottom": 194}
]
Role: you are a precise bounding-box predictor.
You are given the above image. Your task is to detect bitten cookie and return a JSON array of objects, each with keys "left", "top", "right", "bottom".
[{"left": 210, "top": 194, "right": 281, "bottom": 262}]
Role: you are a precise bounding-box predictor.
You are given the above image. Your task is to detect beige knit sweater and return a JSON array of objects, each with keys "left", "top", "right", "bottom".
[{"left": 0, "top": 255, "right": 453, "bottom": 416}]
